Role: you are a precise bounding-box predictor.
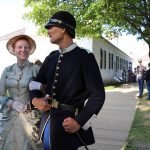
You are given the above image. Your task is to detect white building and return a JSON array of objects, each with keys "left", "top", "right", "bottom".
[{"left": 75, "top": 37, "right": 133, "bottom": 84}]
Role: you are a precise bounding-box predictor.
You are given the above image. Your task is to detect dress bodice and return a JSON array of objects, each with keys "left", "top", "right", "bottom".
[{"left": 0, "top": 61, "right": 40, "bottom": 103}]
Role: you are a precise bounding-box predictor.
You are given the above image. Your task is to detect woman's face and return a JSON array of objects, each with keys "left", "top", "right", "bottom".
[{"left": 13, "top": 39, "right": 30, "bottom": 62}]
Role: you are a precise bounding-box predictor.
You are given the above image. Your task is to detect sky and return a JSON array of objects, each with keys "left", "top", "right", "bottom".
[
  {"left": 0, "top": 0, "right": 36, "bottom": 36},
  {"left": 0, "top": 0, "right": 24, "bottom": 35},
  {"left": 0, "top": 0, "right": 149, "bottom": 72},
  {"left": 108, "top": 34, "right": 149, "bottom": 59}
]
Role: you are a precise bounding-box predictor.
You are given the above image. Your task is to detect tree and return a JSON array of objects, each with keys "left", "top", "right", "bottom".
[
  {"left": 24, "top": 0, "right": 150, "bottom": 56},
  {"left": 103, "top": 0, "right": 150, "bottom": 57}
]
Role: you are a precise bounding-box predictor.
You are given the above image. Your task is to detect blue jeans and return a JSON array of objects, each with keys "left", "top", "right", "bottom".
[
  {"left": 43, "top": 119, "right": 51, "bottom": 150},
  {"left": 137, "top": 78, "right": 144, "bottom": 96},
  {"left": 147, "top": 80, "right": 150, "bottom": 99}
]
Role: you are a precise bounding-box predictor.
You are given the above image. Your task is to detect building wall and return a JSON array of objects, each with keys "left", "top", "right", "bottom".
[{"left": 92, "top": 38, "right": 133, "bottom": 84}]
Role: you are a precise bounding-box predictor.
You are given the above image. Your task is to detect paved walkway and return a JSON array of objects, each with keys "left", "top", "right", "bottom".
[{"left": 79, "top": 83, "right": 139, "bottom": 150}]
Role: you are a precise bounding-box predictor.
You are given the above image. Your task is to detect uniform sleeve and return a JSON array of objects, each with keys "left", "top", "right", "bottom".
[
  {"left": 0, "top": 68, "right": 7, "bottom": 95},
  {"left": 145, "top": 70, "right": 150, "bottom": 81},
  {"left": 75, "top": 52, "right": 105, "bottom": 126},
  {"left": 30, "top": 57, "right": 49, "bottom": 101}
]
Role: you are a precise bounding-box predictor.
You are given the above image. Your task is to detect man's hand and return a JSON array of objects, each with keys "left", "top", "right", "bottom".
[
  {"left": 32, "top": 97, "right": 52, "bottom": 111},
  {"left": 62, "top": 117, "right": 81, "bottom": 133}
]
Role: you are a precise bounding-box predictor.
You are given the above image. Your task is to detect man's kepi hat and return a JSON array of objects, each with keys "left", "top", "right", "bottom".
[{"left": 45, "top": 11, "right": 76, "bottom": 38}]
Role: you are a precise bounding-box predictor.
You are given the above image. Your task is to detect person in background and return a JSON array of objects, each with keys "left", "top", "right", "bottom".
[
  {"left": 29, "top": 11, "right": 105, "bottom": 150},
  {"left": 33, "top": 58, "right": 43, "bottom": 66},
  {"left": 133, "top": 68, "right": 137, "bottom": 82},
  {"left": 0, "top": 35, "right": 43, "bottom": 150},
  {"left": 136, "top": 59, "right": 146, "bottom": 98},
  {"left": 144, "top": 62, "right": 150, "bottom": 100}
]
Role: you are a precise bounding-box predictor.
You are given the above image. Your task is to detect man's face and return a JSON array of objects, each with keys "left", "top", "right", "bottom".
[
  {"left": 47, "top": 26, "right": 65, "bottom": 44},
  {"left": 139, "top": 61, "right": 142, "bottom": 66}
]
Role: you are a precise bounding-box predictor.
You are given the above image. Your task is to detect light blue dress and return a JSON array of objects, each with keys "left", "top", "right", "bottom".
[{"left": 0, "top": 61, "right": 43, "bottom": 150}]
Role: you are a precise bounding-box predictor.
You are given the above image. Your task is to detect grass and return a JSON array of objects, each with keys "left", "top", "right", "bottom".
[
  {"left": 104, "top": 83, "right": 123, "bottom": 90},
  {"left": 124, "top": 96, "right": 150, "bottom": 150},
  {"left": 104, "top": 85, "right": 116, "bottom": 90}
]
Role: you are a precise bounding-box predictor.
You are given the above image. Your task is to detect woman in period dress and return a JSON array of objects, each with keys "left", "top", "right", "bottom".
[{"left": 0, "top": 35, "right": 43, "bottom": 150}]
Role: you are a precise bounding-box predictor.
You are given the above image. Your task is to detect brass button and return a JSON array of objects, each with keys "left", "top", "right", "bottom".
[{"left": 53, "top": 93, "right": 56, "bottom": 96}]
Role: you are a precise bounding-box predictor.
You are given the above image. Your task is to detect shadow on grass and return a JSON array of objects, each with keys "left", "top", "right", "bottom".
[{"left": 105, "top": 83, "right": 124, "bottom": 90}]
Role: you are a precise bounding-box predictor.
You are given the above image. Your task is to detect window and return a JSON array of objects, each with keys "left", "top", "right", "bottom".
[
  {"left": 109, "top": 52, "right": 114, "bottom": 69},
  {"left": 116, "top": 56, "right": 119, "bottom": 71},
  {"left": 100, "top": 49, "right": 107, "bottom": 69},
  {"left": 104, "top": 50, "right": 106, "bottom": 69},
  {"left": 100, "top": 49, "right": 103, "bottom": 69},
  {"left": 109, "top": 53, "right": 111, "bottom": 69}
]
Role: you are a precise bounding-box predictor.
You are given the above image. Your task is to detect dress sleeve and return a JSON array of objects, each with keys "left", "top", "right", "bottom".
[
  {"left": 31, "top": 64, "right": 41, "bottom": 79},
  {"left": 0, "top": 68, "right": 7, "bottom": 95}
]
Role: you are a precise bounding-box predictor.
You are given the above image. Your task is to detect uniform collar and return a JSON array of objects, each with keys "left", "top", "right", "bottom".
[{"left": 59, "top": 43, "right": 77, "bottom": 54}]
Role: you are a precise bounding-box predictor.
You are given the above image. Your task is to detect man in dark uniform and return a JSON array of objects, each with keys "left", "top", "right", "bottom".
[{"left": 29, "top": 11, "right": 105, "bottom": 150}]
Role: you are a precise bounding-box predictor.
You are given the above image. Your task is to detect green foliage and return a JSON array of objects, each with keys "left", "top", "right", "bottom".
[{"left": 24, "top": 0, "right": 150, "bottom": 50}]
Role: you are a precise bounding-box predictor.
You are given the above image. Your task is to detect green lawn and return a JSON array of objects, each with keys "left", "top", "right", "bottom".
[
  {"left": 104, "top": 85, "right": 116, "bottom": 90},
  {"left": 124, "top": 97, "right": 150, "bottom": 150}
]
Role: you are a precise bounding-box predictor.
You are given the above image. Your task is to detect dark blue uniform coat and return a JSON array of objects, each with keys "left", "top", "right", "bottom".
[{"left": 30, "top": 45, "right": 105, "bottom": 150}]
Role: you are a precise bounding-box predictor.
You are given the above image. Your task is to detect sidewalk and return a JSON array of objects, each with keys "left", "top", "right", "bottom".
[{"left": 79, "top": 83, "right": 139, "bottom": 150}]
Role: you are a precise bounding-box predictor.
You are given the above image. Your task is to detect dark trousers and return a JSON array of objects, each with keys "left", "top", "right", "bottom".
[
  {"left": 146, "top": 80, "right": 150, "bottom": 99},
  {"left": 137, "top": 78, "right": 144, "bottom": 96}
]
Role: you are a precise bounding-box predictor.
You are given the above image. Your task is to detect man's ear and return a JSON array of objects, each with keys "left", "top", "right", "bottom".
[{"left": 61, "top": 28, "right": 66, "bottom": 34}]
